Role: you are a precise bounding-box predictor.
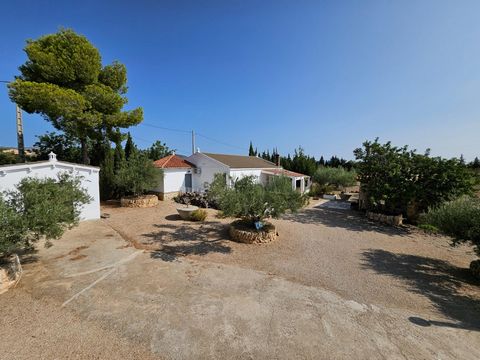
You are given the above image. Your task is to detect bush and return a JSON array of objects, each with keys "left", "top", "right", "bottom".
[
  {"left": 354, "top": 139, "right": 476, "bottom": 217},
  {"left": 1, "top": 173, "right": 91, "bottom": 256},
  {"left": 312, "top": 166, "right": 357, "bottom": 191},
  {"left": 0, "top": 198, "right": 26, "bottom": 254},
  {"left": 0, "top": 151, "right": 19, "bottom": 165},
  {"left": 420, "top": 196, "right": 480, "bottom": 255},
  {"left": 174, "top": 192, "right": 217, "bottom": 209},
  {"left": 190, "top": 209, "right": 207, "bottom": 222},
  {"left": 114, "top": 151, "right": 160, "bottom": 197},
  {"left": 210, "top": 175, "right": 307, "bottom": 228}
]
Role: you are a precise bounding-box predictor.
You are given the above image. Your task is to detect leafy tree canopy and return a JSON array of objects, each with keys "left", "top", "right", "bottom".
[
  {"left": 33, "top": 131, "right": 81, "bottom": 163},
  {"left": 8, "top": 28, "right": 143, "bottom": 164},
  {"left": 209, "top": 174, "right": 307, "bottom": 226},
  {"left": 1, "top": 173, "right": 91, "bottom": 256},
  {"left": 145, "top": 140, "right": 173, "bottom": 160},
  {"left": 354, "top": 138, "right": 477, "bottom": 218}
]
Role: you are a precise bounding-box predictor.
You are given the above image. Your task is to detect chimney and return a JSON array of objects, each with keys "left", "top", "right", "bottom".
[
  {"left": 48, "top": 152, "right": 57, "bottom": 162},
  {"left": 275, "top": 153, "right": 280, "bottom": 167}
]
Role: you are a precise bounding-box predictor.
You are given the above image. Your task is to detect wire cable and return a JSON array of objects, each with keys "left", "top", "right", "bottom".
[
  {"left": 140, "top": 122, "right": 191, "bottom": 134},
  {"left": 196, "top": 132, "right": 245, "bottom": 151}
]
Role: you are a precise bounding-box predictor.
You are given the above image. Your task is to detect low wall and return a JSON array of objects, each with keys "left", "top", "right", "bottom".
[
  {"left": 120, "top": 195, "right": 158, "bottom": 208},
  {"left": 154, "top": 191, "right": 179, "bottom": 201},
  {"left": 366, "top": 211, "right": 403, "bottom": 226}
]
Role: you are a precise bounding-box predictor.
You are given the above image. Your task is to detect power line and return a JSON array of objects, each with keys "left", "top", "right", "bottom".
[
  {"left": 140, "top": 121, "right": 246, "bottom": 152},
  {"left": 140, "top": 122, "right": 190, "bottom": 134},
  {"left": 196, "top": 132, "right": 245, "bottom": 151}
]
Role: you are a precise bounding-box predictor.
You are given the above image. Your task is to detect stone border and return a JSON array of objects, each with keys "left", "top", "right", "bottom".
[
  {"left": 229, "top": 220, "right": 277, "bottom": 244},
  {"left": 366, "top": 211, "right": 403, "bottom": 226},
  {"left": 120, "top": 194, "right": 159, "bottom": 208}
]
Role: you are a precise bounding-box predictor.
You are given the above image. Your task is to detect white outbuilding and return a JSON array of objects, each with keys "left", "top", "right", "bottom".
[
  {"left": 152, "top": 154, "right": 197, "bottom": 200},
  {"left": 0, "top": 152, "right": 100, "bottom": 220}
]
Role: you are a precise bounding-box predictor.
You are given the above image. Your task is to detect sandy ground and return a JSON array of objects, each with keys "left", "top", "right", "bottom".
[
  {"left": 1, "top": 199, "right": 479, "bottom": 359},
  {"left": 106, "top": 200, "right": 480, "bottom": 320}
]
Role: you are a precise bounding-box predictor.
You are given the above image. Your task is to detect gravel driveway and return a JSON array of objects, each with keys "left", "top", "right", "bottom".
[{"left": 1, "top": 199, "right": 479, "bottom": 359}]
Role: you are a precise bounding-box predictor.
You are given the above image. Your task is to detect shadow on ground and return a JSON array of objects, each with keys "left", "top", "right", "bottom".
[
  {"left": 144, "top": 221, "right": 232, "bottom": 261},
  {"left": 284, "top": 202, "right": 413, "bottom": 237},
  {"left": 362, "top": 249, "right": 480, "bottom": 331}
]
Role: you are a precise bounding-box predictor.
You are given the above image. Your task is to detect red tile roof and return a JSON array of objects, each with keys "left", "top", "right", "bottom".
[
  {"left": 153, "top": 154, "right": 194, "bottom": 169},
  {"left": 262, "top": 168, "right": 308, "bottom": 178}
]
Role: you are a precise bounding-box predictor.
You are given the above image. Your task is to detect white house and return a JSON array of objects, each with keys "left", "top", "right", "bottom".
[
  {"left": 0, "top": 152, "right": 100, "bottom": 220},
  {"left": 152, "top": 151, "right": 310, "bottom": 199}
]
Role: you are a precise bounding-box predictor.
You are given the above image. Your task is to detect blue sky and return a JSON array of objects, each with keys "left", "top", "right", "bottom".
[{"left": 0, "top": 0, "right": 479, "bottom": 160}]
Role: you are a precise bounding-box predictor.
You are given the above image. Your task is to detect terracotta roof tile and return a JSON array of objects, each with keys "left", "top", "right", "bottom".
[{"left": 153, "top": 154, "right": 194, "bottom": 169}]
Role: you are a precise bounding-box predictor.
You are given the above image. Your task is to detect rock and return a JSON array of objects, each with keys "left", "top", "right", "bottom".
[
  {"left": 470, "top": 260, "right": 480, "bottom": 279},
  {"left": 176, "top": 206, "right": 199, "bottom": 220},
  {"left": 366, "top": 211, "right": 403, "bottom": 226}
]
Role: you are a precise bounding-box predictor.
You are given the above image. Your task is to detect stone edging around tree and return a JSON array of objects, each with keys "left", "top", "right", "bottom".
[
  {"left": 229, "top": 220, "right": 278, "bottom": 244},
  {"left": 366, "top": 211, "right": 403, "bottom": 226},
  {"left": 120, "top": 194, "right": 159, "bottom": 208}
]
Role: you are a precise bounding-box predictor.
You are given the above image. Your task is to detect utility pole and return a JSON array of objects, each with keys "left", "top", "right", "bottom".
[
  {"left": 191, "top": 130, "right": 196, "bottom": 154},
  {"left": 16, "top": 104, "right": 26, "bottom": 162},
  {"left": 1, "top": 80, "right": 25, "bottom": 162}
]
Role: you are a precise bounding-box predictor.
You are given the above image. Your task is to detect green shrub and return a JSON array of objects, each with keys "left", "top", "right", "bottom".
[
  {"left": 312, "top": 167, "right": 356, "bottom": 191},
  {"left": 210, "top": 175, "right": 307, "bottom": 227},
  {"left": 1, "top": 173, "right": 91, "bottom": 256},
  {"left": 0, "top": 198, "right": 27, "bottom": 254},
  {"left": 354, "top": 139, "right": 476, "bottom": 217},
  {"left": 0, "top": 151, "right": 19, "bottom": 165},
  {"left": 114, "top": 151, "right": 160, "bottom": 197},
  {"left": 190, "top": 209, "right": 207, "bottom": 222},
  {"left": 420, "top": 196, "right": 480, "bottom": 255}
]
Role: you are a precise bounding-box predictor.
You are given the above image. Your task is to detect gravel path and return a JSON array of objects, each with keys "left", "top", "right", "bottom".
[
  {"left": 1, "top": 199, "right": 479, "bottom": 359},
  {"left": 106, "top": 199, "right": 480, "bottom": 325}
]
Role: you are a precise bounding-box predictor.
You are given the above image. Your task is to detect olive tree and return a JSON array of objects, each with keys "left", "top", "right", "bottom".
[
  {"left": 210, "top": 174, "right": 307, "bottom": 227},
  {"left": 0, "top": 173, "right": 91, "bottom": 256}
]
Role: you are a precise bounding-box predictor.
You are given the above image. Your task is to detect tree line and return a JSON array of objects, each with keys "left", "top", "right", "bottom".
[{"left": 248, "top": 141, "right": 355, "bottom": 176}]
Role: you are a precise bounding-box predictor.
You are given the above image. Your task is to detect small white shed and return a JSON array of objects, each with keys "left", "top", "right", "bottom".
[
  {"left": 152, "top": 154, "right": 197, "bottom": 200},
  {"left": 0, "top": 152, "right": 100, "bottom": 220}
]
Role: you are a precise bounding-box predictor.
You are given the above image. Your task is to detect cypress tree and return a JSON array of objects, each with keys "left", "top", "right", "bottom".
[
  {"left": 248, "top": 141, "right": 255, "bottom": 156},
  {"left": 124, "top": 132, "right": 136, "bottom": 160}
]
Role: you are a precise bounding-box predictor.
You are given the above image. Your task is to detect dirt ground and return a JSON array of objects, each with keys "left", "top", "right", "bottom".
[{"left": 1, "top": 199, "right": 480, "bottom": 359}]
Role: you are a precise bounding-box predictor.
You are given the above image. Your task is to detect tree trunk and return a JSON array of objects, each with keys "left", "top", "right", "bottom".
[{"left": 81, "top": 138, "right": 90, "bottom": 165}]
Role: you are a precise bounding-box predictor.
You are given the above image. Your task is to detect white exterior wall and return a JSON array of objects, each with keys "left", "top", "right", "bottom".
[
  {"left": 228, "top": 169, "right": 264, "bottom": 185},
  {"left": 186, "top": 153, "right": 229, "bottom": 191},
  {"left": 164, "top": 169, "right": 195, "bottom": 193},
  {"left": 0, "top": 158, "right": 100, "bottom": 221}
]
